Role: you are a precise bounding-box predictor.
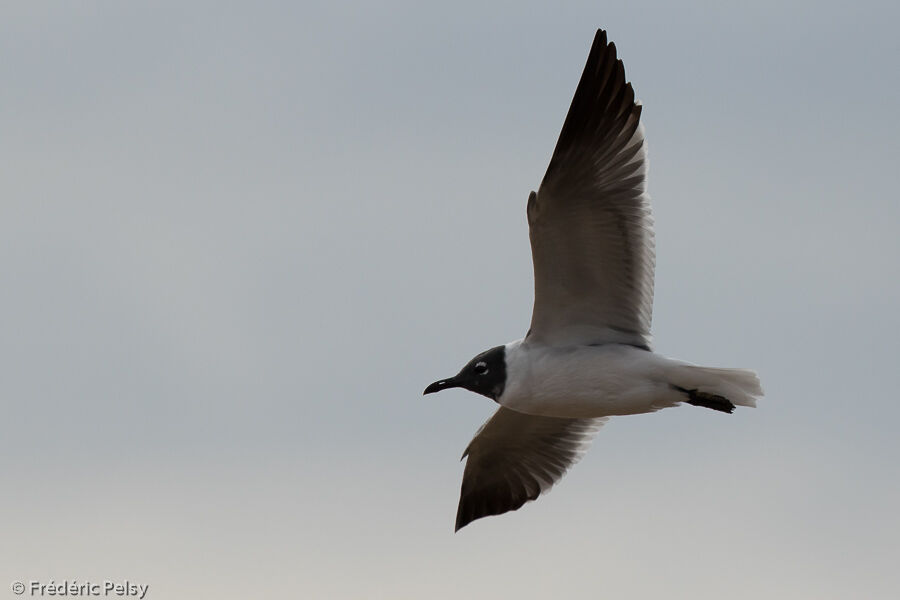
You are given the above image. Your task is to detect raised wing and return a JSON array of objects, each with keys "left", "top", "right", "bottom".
[
  {"left": 527, "top": 29, "right": 654, "bottom": 349},
  {"left": 456, "top": 406, "right": 605, "bottom": 531}
]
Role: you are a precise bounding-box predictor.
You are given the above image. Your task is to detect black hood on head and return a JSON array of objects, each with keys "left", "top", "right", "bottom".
[{"left": 424, "top": 345, "right": 507, "bottom": 401}]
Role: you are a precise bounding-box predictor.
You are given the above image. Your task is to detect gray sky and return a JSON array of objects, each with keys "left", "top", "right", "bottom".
[{"left": 2, "top": 1, "right": 899, "bottom": 598}]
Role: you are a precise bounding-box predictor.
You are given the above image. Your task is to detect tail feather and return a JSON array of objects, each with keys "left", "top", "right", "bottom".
[{"left": 668, "top": 365, "right": 763, "bottom": 410}]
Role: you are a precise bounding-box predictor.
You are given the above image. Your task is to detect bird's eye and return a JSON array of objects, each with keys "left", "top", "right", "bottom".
[{"left": 474, "top": 361, "right": 489, "bottom": 375}]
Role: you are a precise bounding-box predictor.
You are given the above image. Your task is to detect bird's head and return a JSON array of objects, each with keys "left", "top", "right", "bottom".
[{"left": 424, "top": 345, "right": 507, "bottom": 401}]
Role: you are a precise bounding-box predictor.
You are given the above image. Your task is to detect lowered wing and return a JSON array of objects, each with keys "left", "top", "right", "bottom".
[{"left": 456, "top": 406, "right": 605, "bottom": 531}]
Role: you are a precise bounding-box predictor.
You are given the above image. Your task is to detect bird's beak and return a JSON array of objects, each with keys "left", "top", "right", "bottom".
[{"left": 424, "top": 377, "right": 460, "bottom": 395}]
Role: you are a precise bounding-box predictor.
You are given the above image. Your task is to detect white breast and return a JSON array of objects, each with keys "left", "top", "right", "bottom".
[{"left": 500, "top": 339, "right": 682, "bottom": 418}]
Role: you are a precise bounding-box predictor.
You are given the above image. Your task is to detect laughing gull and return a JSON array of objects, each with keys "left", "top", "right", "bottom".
[{"left": 424, "top": 29, "right": 764, "bottom": 531}]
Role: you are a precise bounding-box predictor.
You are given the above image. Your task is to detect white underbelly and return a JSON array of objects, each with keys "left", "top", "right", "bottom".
[{"left": 498, "top": 341, "right": 681, "bottom": 418}]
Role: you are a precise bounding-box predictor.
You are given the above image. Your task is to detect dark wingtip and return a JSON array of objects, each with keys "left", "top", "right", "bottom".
[{"left": 454, "top": 507, "right": 474, "bottom": 532}]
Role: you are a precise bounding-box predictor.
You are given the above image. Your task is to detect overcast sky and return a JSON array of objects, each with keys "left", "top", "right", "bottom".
[{"left": 2, "top": 1, "right": 898, "bottom": 598}]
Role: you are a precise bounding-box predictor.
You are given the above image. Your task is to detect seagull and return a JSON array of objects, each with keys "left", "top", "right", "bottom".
[{"left": 424, "top": 29, "right": 763, "bottom": 532}]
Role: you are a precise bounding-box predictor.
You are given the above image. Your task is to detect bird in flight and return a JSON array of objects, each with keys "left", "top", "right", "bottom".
[{"left": 424, "top": 29, "right": 763, "bottom": 531}]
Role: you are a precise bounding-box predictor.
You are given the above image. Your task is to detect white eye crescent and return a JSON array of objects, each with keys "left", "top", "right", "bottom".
[{"left": 474, "top": 361, "right": 489, "bottom": 375}]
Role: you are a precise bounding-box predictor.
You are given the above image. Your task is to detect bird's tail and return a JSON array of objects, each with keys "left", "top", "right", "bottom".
[{"left": 667, "top": 364, "right": 763, "bottom": 413}]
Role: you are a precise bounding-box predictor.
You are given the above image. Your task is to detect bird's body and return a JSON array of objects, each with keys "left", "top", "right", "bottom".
[
  {"left": 425, "top": 29, "right": 763, "bottom": 531},
  {"left": 501, "top": 340, "right": 760, "bottom": 419},
  {"left": 502, "top": 341, "right": 677, "bottom": 418}
]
